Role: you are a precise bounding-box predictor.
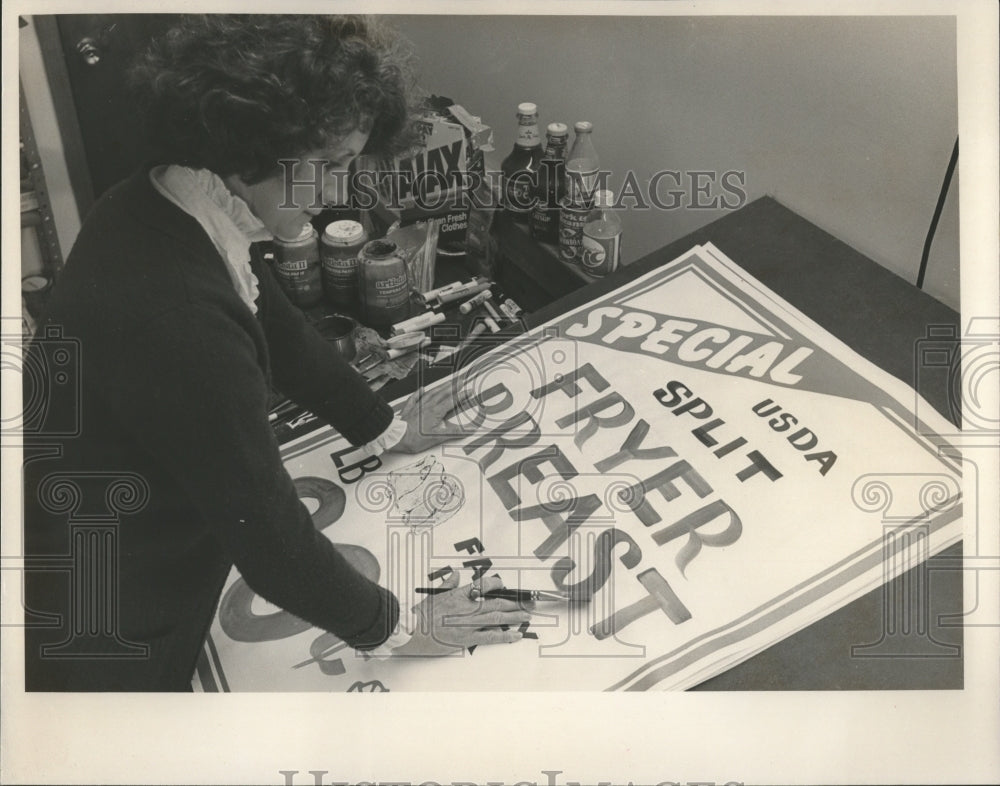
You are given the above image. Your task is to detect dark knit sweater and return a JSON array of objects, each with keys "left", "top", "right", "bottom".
[{"left": 23, "top": 168, "right": 398, "bottom": 691}]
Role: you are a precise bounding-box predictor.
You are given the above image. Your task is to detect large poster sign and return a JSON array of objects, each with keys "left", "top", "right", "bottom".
[{"left": 195, "top": 244, "right": 962, "bottom": 692}]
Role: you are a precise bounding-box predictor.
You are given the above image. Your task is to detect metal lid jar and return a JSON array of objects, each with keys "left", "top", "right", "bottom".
[
  {"left": 321, "top": 220, "right": 367, "bottom": 309},
  {"left": 357, "top": 239, "right": 411, "bottom": 329}
]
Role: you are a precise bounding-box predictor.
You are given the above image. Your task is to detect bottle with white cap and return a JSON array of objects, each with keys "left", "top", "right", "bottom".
[
  {"left": 500, "top": 102, "right": 544, "bottom": 223},
  {"left": 564, "top": 120, "right": 600, "bottom": 205},
  {"left": 580, "top": 189, "right": 622, "bottom": 278}
]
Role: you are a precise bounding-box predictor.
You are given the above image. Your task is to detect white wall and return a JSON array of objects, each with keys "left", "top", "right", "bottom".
[{"left": 394, "top": 14, "right": 959, "bottom": 310}]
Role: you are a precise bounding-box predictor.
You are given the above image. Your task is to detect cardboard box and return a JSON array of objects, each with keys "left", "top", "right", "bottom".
[{"left": 369, "top": 97, "right": 494, "bottom": 258}]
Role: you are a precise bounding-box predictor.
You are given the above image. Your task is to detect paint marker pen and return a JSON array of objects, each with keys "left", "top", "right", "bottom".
[
  {"left": 502, "top": 297, "right": 524, "bottom": 317},
  {"left": 385, "top": 331, "right": 427, "bottom": 351},
  {"left": 421, "top": 277, "right": 488, "bottom": 302},
  {"left": 499, "top": 301, "right": 519, "bottom": 321},
  {"left": 420, "top": 280, "right": 466, "bottom": 301},
  {"left": 436, "top": 280, "right": 491, "bottom": 305},
  {"left": 459, "top": 289, "right": 493, "bottom": 314},
  {"left": 482, "top": 299, "right": 503, "bottom": 323},
  {"left": 385, "top": 335, "right": 431, "bottom": 360},
  {"left": 469, "top": 588, "right": 586, "bottom": 602},
  {"left": 392, "top": 310, "right": 445, "bottom": 334}
]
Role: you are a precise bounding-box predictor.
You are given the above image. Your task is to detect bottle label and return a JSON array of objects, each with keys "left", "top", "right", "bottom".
[
  {"left": 504, "top": 174, "right": 537, "bottom": 215},
  {"left": 580, "top": 230, "right": 621, "bottom": 277},
  {"left": 566, "top": 159, "right": 599, "bottom": 204},
  {"left": 374, "top": 273, "right": 408, "bottom": 292},
  {"left": 323, "top": 255, "right": 358, "bottom": 272},
  {"left": 530, "top": 205, "right": 559, "bottom": 242},
  {"left": 558, "top": 202, "right": 591, "bottom": 264},
  {"left": 360, "top": 257, "right": 411, "bottom": 326},
  {"left": 322, "top": 253, "right": 360, "bottom": 294},
  {"left": 517, "top": 116, "right": 541, "bottom": 147},
  {"left": 531, "top": 162, "right": 563, "bottom": 241},
  {"left": 544, "top": 138, "right": 568, "bottom": 159},
  {"left": 276, "top": 257, "right": 322, "bottom": 306},
  {"left": 274, "top": 233, "right": 323, "bottom": 306}
]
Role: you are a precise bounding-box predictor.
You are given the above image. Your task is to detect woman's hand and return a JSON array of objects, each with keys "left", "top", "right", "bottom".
[
  {"left": 392, "top": 573, "right": 533, "bottom": 657},
  {"left": 389, "top": 383, "right": 467, "bottom": 454}
]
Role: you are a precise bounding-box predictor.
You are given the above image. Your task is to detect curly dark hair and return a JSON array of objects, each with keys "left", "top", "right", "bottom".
[{"left": 130, "top": 15, "right": 421, "bottom": 183}]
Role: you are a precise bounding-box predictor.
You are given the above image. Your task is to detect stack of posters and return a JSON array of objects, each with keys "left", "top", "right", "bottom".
[{"left": 195, "top": 243, "right": 962, "bottom": 692}]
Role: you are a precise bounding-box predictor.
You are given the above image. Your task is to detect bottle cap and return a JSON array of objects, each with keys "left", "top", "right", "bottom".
[
  {"left": 547, "top": 122, "right": 569, "bottom": 136},
  {"left": 595, "top": 189, "right": 615, "bottom": 208},
  {"left": 324, "top": 220, "right": 365, "bottom": 246},
  {"left": 276, "top": 223, "right": 318, "bottom": 243},
  {"left": 517, "top": 102, "right": 538, "bottom": 116},
  {"left": 362, "top": 239, "right": 399, "bottom": 259}
]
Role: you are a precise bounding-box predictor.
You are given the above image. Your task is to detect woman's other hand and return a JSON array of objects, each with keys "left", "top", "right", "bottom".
[
  {"left": 389, "top": 383, "right": 468, "bottom": 454},
  {"left": 392, "top": 573, "right": 532, "bottom": 657}
]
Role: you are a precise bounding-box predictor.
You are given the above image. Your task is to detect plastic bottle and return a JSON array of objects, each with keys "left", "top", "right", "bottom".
[
  {"left": 580, "top": 189, "right": 622, "bottom": 277},
  {"left": 558, "top": 121, "right": 601, "bottom": 265},
  {"left": 500, "top": 102, "right": 544, "bottom": 222},
  {"left": 530, "top": 122, "right": 569, "bottom": 243},
  {"left": 564, "top": 121, "right": 600, "bottom": 206}
]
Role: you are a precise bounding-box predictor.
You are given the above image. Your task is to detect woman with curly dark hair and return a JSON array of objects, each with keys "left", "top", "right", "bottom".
[{"left": 24, "top": 15, "right": 529, "bottom": 691}]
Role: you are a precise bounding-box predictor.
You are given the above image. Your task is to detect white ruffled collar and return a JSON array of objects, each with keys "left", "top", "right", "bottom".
[{"left": 149, "top": 165, "right": 273, "bottom": 314}]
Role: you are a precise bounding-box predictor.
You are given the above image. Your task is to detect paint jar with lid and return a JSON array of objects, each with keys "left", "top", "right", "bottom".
[
  {"left": 321, "top": 220, "right": 368, "bottom": 310},
  {"left": 357, "top": 239, "right": 411, "bottom": 329},
  {"left": 274, "top": 224, "right": 323, "bottom": 308}
]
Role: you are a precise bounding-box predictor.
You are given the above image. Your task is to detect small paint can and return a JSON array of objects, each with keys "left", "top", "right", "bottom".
[
  {"left": 313, "top": 314, "right": 357, "bottom": 362},
  {"left": 321, "top": 220, "right": 367, "bottom": 310},
  {"left": 274, "top": 224, "right": 323, "bottom": 308},
  {"left": 358, "top": 239, "right": 411, "bottom": 329}
]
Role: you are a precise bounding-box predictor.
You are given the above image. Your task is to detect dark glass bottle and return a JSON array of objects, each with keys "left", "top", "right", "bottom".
[
  {"left": 530, "top": 122, "right": 569, "bottom": 242},
  {"left": 500, "top": 102, "right": 544, "bottom": 223}
]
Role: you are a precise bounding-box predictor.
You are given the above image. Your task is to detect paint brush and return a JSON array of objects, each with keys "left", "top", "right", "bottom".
[{"left": 469, "top": 588, "right": 588, "bottom": 603}]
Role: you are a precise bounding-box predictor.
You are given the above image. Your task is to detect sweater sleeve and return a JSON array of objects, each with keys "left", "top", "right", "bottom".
[
  {"left": 253, "top": 254, "right": 394, "bottom": 446},
  {"left": 104, "top": 303, "right": 399, "bottom": 649}
]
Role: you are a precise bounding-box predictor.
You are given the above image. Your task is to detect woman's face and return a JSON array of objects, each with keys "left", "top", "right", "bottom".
[{"left": 225, "top": 128, "right": 371, "bottom": 240}]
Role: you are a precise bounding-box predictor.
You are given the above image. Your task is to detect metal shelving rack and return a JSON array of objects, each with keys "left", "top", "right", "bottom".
[
  {"left": 20, "top": 78, "right": 64, "bottom": 276},
  {"left": 20, "top": 77, "right": 64, "bottom": 337}
]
